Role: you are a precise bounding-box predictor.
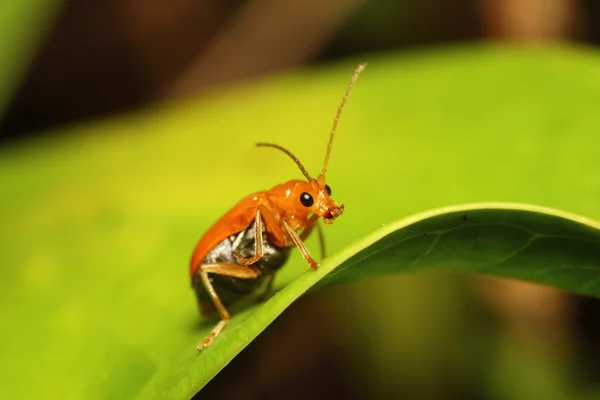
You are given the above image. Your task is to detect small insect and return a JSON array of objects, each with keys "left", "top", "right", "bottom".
[{"left": 190, "top": 63, "right": 366, "bottom": 351}]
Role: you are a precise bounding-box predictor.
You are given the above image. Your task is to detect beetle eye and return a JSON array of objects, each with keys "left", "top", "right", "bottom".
[
  {"left": 325, "top": 184, "right": 331, "bottom": 195},
  {"left": 300, "top": 192, "right": 314, "bottom": 207}
]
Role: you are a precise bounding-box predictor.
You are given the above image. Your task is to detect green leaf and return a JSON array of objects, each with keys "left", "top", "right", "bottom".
[
  {"left": 0, "top": 1, "right": 63, "bottom": 118},
  {"left": 320, "top": 203, "right": 600, "bottom": 292},
  {"left": 2, "top": 45, "right": 600, "bottom": 399}
]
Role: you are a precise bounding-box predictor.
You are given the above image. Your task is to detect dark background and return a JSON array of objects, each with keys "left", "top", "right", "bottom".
[{"left": 4, "top": 0, "right": 600, "bottom": 143}]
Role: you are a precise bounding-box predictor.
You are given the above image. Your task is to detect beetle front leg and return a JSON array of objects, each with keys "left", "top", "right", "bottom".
[
  {"left": 299, "top": 214, "right": 326, "bottom": 260},
  {"left": 299, "top": 213, "right": 319, "bottom": 240},
  {"left": 281, "top": 219, "right": 319, "bottom": 269}
]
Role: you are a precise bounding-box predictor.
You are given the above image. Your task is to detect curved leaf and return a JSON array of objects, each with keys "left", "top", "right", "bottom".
[{"left": 320, "top": 203, "right": 600, "bottom": 293}]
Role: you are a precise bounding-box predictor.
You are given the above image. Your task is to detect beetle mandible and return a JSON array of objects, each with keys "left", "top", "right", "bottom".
[{"left": 190, "top": 64, "right": 366, "bottom": 351}]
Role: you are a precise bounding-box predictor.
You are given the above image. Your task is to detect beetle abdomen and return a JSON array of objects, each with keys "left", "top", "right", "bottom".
[{"left": 192, "top": 221, "right": 290, "bottom": 315}]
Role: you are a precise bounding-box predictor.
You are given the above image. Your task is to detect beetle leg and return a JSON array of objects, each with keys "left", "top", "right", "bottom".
[
  {"left": 298, "top": 213, "right": 319, "bottom": 240},
  {"left": 233, "top": 207, "right": 265, "bottom": 266},
  {"left": 299, "top": 214, "right": 326, "bottom": 260},
  {"left": 197, "top": 262, "right": 261, "bottom": 351},
  {"left": 280, "top": 218, "right": 319, "bottom": 269}
]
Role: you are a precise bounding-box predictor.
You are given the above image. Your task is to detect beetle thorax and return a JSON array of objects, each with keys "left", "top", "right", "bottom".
[{"left": 266, "top": 180, "right": 311, "bottom": 229}]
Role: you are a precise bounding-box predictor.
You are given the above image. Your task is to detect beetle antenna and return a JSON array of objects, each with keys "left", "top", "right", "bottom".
[
  {"left": 256, "top": 142, "right": 312, "bottom": 181},
  {"left": 321, "top": 63, "right": 366, "bottom": 177}
]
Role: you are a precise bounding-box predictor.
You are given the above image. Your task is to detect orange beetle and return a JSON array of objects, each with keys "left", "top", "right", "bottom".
[{"left": 190, "top": 64, "right": 366, "bottom": 350}]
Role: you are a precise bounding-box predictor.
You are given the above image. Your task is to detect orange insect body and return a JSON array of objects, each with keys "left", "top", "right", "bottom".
[
  {"left": 190, "top": 64, "right": 366, "bottom": 351},
  {"left": 190, "top": 177, "right": 341, "bottom": 277}
]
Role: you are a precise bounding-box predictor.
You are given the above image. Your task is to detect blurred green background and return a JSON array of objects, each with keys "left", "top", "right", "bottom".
[{"left": 2, "top": 1, "right": 600, "bottom": 399}]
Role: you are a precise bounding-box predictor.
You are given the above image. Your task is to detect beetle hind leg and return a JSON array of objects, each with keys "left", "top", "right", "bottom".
[
  {"left": 199, "top": 317, "right": 227, "bottom": 351},
  {"left": 197, "top": 262, "right": 261, "bottom": 351}
]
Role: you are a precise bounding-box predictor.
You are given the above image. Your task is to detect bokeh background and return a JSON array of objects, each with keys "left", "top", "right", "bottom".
[{"left": 3, "top": 1, "right": 600, "bottom": 399}]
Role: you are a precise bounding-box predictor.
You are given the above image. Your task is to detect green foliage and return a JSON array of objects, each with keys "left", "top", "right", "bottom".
[{"left": 2, "top": 45, "right": 600, "bottom": 398}]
